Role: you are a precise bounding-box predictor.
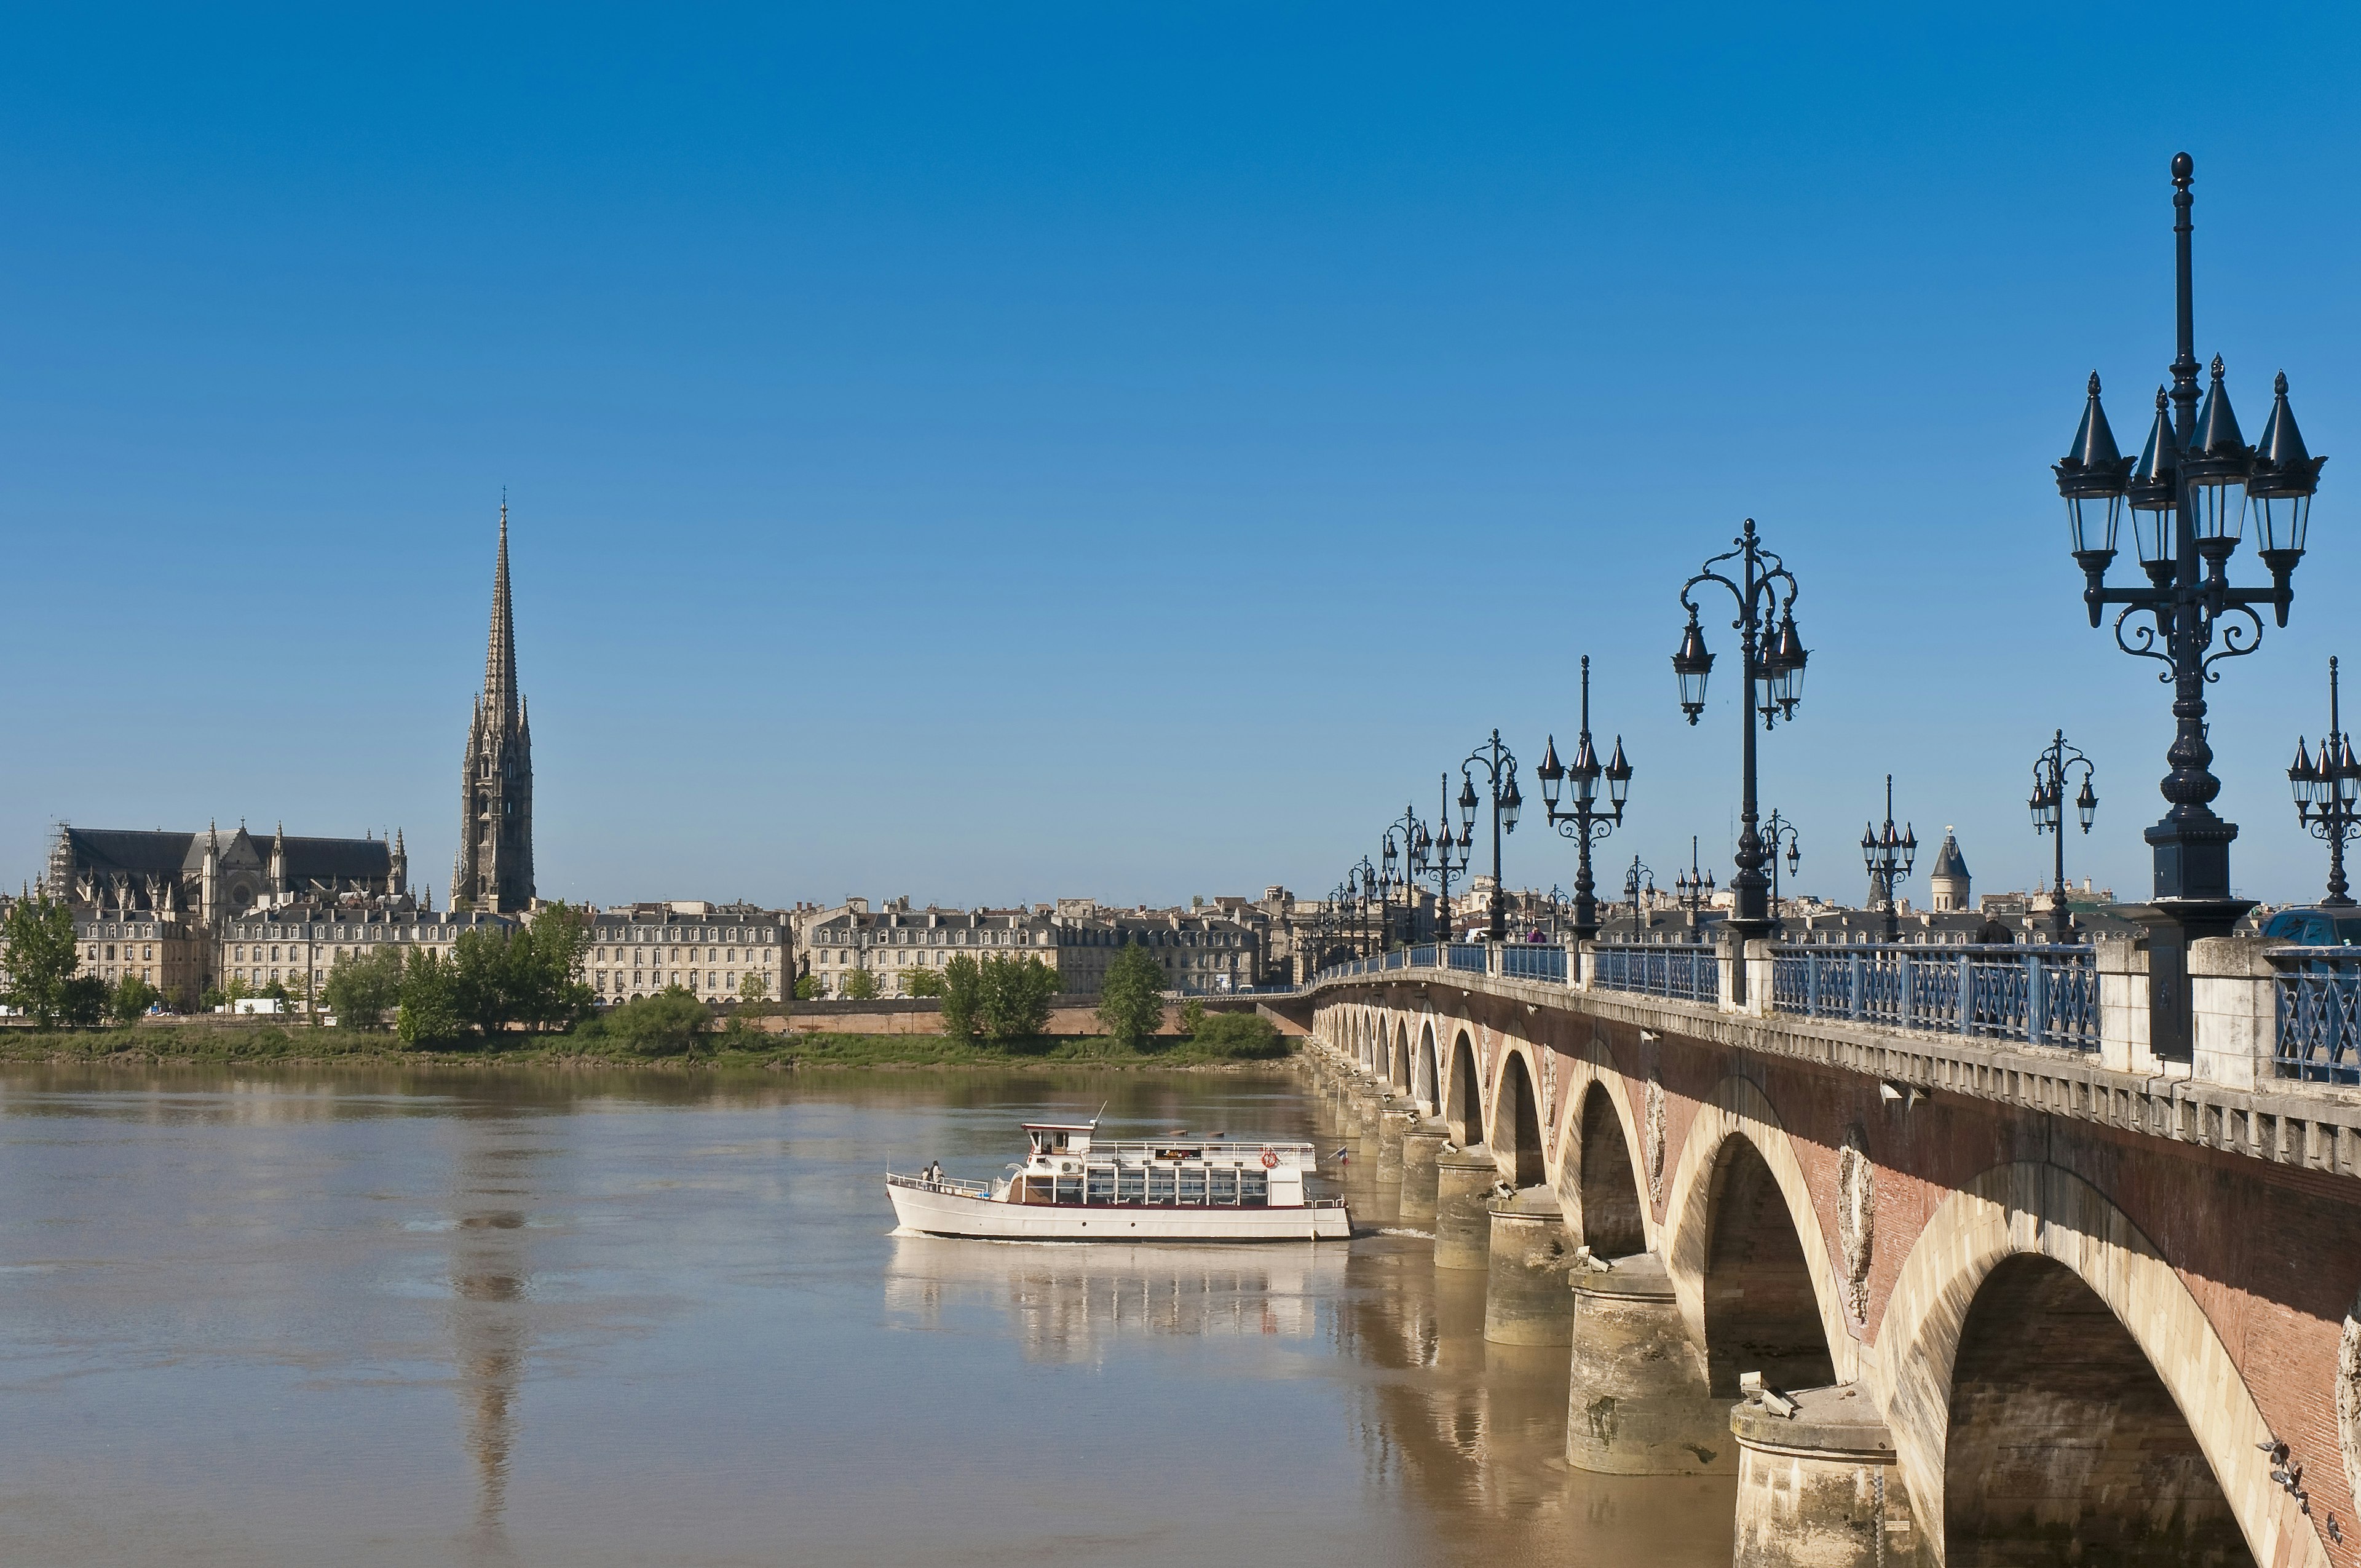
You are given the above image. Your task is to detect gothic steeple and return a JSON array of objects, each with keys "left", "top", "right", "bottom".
[
  {"left": 483, "top": 496, "right": 520, "bottom": 724},
  {"left": 453, "top": 499, "right": 536, "bottom": 914}
]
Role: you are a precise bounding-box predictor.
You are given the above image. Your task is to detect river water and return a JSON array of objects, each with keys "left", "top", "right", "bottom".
[{"left": 0, "top": 1066, "right": 1731, "bottom": 1567}]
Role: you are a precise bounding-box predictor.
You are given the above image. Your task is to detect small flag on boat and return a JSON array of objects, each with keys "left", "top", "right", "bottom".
[{"left": 1331, "top": 1145, "right": 1350, "bottom": 1163}]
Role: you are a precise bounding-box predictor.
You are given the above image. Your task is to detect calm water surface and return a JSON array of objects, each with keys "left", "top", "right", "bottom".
[{"left": 0, "top": 1066, "right": 1731, "bottom": 1567}]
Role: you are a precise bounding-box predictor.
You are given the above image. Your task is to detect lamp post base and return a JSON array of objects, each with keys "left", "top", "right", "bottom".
[{"left": 2119, "top": 897, "right": 2256, "bottom": 1063}]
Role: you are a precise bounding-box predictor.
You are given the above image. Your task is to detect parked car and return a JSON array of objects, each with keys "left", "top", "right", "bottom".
[{"left": 2260, "top": 906, "right": 2361, "bottom": 946}]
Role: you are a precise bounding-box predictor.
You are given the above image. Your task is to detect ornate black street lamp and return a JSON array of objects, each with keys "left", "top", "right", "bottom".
[
  {"left": 1623, "top": 855, "right": 1656, "bottom": 936},
  {"left": 1458, "top": 730, "right": 1522, "bottom": 941},
  {"left": 2030, "top": 731, "right": 2100, "bottom": 942},
  {"left": 1674, "top": 835, "right": 1717, "bottom": 940},
  {"left": 2051, "top": 154, "right": 2327, "bottom": 1044},
  {"left": 1536, "top": 655, "right": 1634, "bottom": 943},
  {"left": 1861, "top": 774, "right": 1917, "bottom": 943},
  {"left": 1764, "top": 809, "right": 1802, "bottom": 927},
  {"left": 1674, "top": 518, "right": 1808, "bottom": 953},
  {"left": 1380, "top": 802, "right": 1429, "bottom": 949},
  {"left": 1416, "top": 772, "right": 1474, "bottom": 946},
  {"left": 2288, "top": 658, "right": 2360, "bottom": 908}
]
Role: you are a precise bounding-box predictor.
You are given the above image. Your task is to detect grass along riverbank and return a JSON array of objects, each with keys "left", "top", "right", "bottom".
[{"left": 0, "top": 1023, "right": 1298, "bottom": 1072}]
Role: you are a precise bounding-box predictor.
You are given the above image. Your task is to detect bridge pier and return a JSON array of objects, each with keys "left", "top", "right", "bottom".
[
  {"left": 1375, "top": 1104, "right": 1414, "bottom": 1182},
  {"left": 1399, "top": 1122, "right": 1446, "bottom": 1223},
  {"left": 1431, "top": 1146, "right": 1496, "bottom": 1269},
  {"left": 1483, "top": 1187, "right": 1574, "bottom": 1344},
  {"left": 1731, "top": 1384, "right": 1921, "bottom": 1568},
  {"left": 1564, "top": 1251, "right": 1732, "bottom": 1476}
]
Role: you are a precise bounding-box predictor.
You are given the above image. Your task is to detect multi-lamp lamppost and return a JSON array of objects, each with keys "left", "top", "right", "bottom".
[
  {"left": 2050, "top": 152, "right": 2326, "bottom": 1052},
  {"left": 1458, "top": 731, "right": 1522, "bottom": 943},
  {"left": 1536, "top": 656, "right": 1634, "bottom": 943},
  {"left": 1417, "top": 772, "right": 1474, "bottom": 946},
  {"left": 1763, "top": 808, "right": 1802, "bottom": 928},
  {"left": 2028, "top": 731, "right": 2099, "bottom": 943},
  {"left": 1623, "top": 855, "right": 1656, "bottom": 934},
  {"left": 1672, "top": 518, "right": 1809, "bottom": 954},
  {"left": 1861, "top": 774, "right": 1917, "bottom": 944},
  {"left": 1674, "top": 835, "right": 1716, "bottom": 937},
  {"left": 2288, "top": 659, "right": 2360, "bottom": 909}
]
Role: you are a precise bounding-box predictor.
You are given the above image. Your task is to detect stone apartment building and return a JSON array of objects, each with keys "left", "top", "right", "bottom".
[
  {"left": 791, "top": 896, "right": 1265, "bottom": 998},
  {"left": 585, "top": 903, "right": 789, "bottom": 1006},
  {"left": 217, "top": 897, "right": 513, "bottom": 997}
]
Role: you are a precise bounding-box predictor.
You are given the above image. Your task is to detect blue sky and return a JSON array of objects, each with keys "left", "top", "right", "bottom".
[{"left": 7, "top": 4, "right": 2361, "bottom": 912}]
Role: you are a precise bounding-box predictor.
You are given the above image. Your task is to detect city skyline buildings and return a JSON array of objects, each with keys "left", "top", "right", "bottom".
[{"left": 7, "top": 10, "right": 2361, "bottom": 913}]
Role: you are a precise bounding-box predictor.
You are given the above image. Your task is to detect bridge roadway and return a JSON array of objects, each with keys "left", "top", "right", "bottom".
[{"left": 1281, "top": 943, "right": 2361, "bottom": 1568}]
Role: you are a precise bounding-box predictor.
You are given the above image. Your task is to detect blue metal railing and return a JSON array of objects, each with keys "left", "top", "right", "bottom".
[
  {"left": 1409, "top": 944, "right": 1438, "bottom": 968},
  {"left": 1768, "top": 943, "right": 2097, "bottom": 1050},
  {"left": 1447, "top": 943, "right": 1489, "bottom": 974},
  {"left": 2272, "top": 949, "right": 2361, "bottom": 1085},
  {"left": 1498, "top": 944, "right": 1568, "bottom": 983},
  {"left": 1592, "top": 943, "right": 1719, "bottom": 1004}
]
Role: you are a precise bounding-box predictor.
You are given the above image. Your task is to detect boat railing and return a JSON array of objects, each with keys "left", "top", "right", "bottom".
[
  {"left": 1083, "top": 1139, "right": 1319, "bottom": 1163},
  {"left": 886, "top": 1171, "right": 994, "bottom": 1197}
]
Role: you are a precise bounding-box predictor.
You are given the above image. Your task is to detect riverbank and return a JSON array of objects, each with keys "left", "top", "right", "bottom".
[{"left": 0, "top": 1024, "right": 1299, "bottom": 1072}]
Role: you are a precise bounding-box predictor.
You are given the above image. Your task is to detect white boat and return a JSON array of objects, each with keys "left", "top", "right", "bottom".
[{"left": 887, "top": 1121, "right": 1351, "bottom": 1241}]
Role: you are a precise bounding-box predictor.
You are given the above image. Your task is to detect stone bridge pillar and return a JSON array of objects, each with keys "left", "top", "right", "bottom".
[
  {"left": 1399, "top": 1121, "right": 1447, "bottom": 1223},
  {"left": 1564, "top": 1252, "right": 1732, "bottom": 1476},
  {"left": 1375, "top": 1102, "right": 1414, "bottom": 1181},
  {"left": 1433, "top": 1146, "right": 1496, "bottom": 1270},
  {"left": 1731, "top": 1384, "right": 1923, "bottom": 1568},
  {"left": 1483, "top": 1187, "right": 1574, "bottom": 1344}
]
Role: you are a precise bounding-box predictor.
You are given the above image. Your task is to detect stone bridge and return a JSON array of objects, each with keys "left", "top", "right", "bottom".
[{"left": 1286, "top": 940, "right": 2361, "bottom": 1568}]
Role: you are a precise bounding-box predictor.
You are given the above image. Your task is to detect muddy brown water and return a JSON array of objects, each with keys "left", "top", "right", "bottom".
[{"left": 0, "top": 1066, "right": 1731, "bottom": 1566}]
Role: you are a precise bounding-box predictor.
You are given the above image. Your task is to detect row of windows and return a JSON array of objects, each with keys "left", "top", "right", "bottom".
[
  {"left": 87, "top": 944, "right": 157, "bottom": 962},
  {"left": 591, "top": 970, "right": 748, "bottom": 994},
  {"left": 818, "top": 927, "right": 1046, "bottom": 948},
  {"left": 593, "top": 927, "right": 775, "bottom": 944},
  {"left": 590, "top": 945, "right": 772, "bottom": 962}
]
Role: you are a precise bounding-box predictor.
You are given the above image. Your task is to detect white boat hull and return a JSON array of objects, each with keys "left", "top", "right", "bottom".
[{"left": 887, "top": 1178, "right": 1350, "bottom": 1241}]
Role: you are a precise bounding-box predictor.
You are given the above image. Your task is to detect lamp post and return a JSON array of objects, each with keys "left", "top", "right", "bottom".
[
  {"left": 1674, "top": 835, "right": 1717, "bottom": 941},
  {"left": 1764, "top": 809, "right": 1802, "bottom": 929},
  {"left": 1623, "top": 855, "right": 1656, "bottom": 937},
  {"left": 1861, "top": 774, "right": 1918, "bottom": 943},
  {"left": 1537, "top": 655, "right": 1634, "bottom": 943},
  {"left": 1417, "top": 772, "right": 1474, "bottom": 945},
  {"left": 2288, "top": 658, "right": 2360, "bottom": 908},
  {"left": 1382, "top": 803, "right": 1428, "bottom": 949},
  {"left": 1459, "top": 730, "right": 1522, "bottom": 941},
  {"left": 1673, "top": 518, "right": 1809, "bottom": 956},
  {"left": 2030, "top": 731, "right": 2100, "bottom": 942},
  {"left": 2050, "top": 153, "right": 2326, "bottom": 1051},
  {"left": 1353, "top": 857, "right": 1381, "bottom": 954}
]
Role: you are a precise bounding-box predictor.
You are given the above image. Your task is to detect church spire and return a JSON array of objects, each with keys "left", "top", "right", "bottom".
[{"left": 483, "top": 494, "right": 519, "bottom": 723}]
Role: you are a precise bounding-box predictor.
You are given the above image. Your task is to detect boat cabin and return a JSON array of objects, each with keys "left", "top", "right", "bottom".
[{"left": 1002, "top": 1122, "right": 1313, "bottom": 1210}]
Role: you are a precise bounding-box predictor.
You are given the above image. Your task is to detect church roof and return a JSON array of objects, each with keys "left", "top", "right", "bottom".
[
  {"left": 280, "top": 837, "right": 394, "bottom": 881},
  {"left": 60, "top": 828, "right": 199, "bottom": 874},
  {"left": 1931, "top": 830, "right": 1969, "bottom": 879}
]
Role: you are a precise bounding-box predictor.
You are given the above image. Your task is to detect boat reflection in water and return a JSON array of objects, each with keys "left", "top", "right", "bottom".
[{"left": 884, "top": 1234, "right": 1345, "bottom": 1361}]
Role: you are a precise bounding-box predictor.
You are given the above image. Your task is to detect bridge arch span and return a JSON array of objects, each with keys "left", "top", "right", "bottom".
[
  {"left": 1415, "top": 1019, "right": 1439, "bottom": 1114},
  {"left": 1444, "top": 1027, "right": 1484, "bottom": 1147},
  {"left": 1490, "top": 1047, "right": 1546, "bottom": 1188},
  {"left": 1880, "top": 1161, "right": 2325, "bottom": 1568},
  {"left": 1391, "top": 1018, "right": 1411, "bottom": 1092},
  {"left": 1662, "top": 1074, "right": 1860, "bottom": 1392},
  {"left": 1546, "top": 1035, "right": 1653, "bottom": 1257}
]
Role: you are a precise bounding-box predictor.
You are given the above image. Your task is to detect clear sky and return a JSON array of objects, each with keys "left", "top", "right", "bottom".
[{"left": 8, "top": 4, "right": 2361, "bottom": 914}]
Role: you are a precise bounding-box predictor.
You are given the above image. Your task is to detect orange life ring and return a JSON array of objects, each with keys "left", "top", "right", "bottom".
[{"left": 1260, "top": 1147, "right": 1279, "bottom": 1170}]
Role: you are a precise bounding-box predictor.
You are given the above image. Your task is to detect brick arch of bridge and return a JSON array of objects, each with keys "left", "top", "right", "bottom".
[
  {"left": 1390, "top": 1018, "right": 1412, "bottom": 1093},
  {"left": 1413, "top": 1016, "right": 1441, "bottom": 1115},
  {"left": 1877, "top": 1160, "right": 2327, "bottom": 1568},
  {"left": 1442, "top": 1021, "right": 1485, "bottom": 1147},
  {"left": 1546, "top": 1032, "right": 1656, "bottom": 1258},
  {"left": 1479, "top": 1029, "right": 1550, "bottom": 1188},
  {"left": 1660, "top": 1072, "right": 1861, "bottom": 1390}
]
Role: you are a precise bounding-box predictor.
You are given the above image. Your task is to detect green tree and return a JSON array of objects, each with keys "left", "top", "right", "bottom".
[
  {"left": 1192, "top": 1011, "right": 1284, "bottom": 1059},
  {"left": 577, "top": 986, "right": 710, "bottom": 1056},
  {"left": 396, "top": 948, "right": 467, "bottom": 1047},
  {"left": 739, "top": 969, "right": 772, "bottom": 1002},
  {"left": 1096, "top": 941, "right": 1167, "bottom": 1047},
  {"left": 1179, "top": 996, "right": 1206, "bottom": 1035},
  {"left": 60, "top": 974, "right": 108, "bottom": 1026},
  {"left": 199, "top": 986, "right": 227, "bottom": 1011},
  {"left": 108, "top": 973, "right": 162, "bottom": 1023},
  {"left": 901, "top": 966, "right": 944, "bottom": 998},
  {"left": 840, "top": 967, "right": 879, "bottom": 1001},
  {"left": 792, "top": 973, "right": 820, "bottom": 1001},
  {"left": 1, "top": 890, "right": 81, "bottom": 1026},
  {"left": 978, "top": 956, "right": 1058, "bottom": 1040},
  {"left": 939, "top": 955, "right": 981, "bottom": 1038},
  {"left": 507, "top": 902, "right": 594, "bottom": 1031},
  {"left": 322, "top": 946, "right": 405, "bottom": 1031},
  {"left": 447, "top": 927, "right": 513, "bottom": 1040}
]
